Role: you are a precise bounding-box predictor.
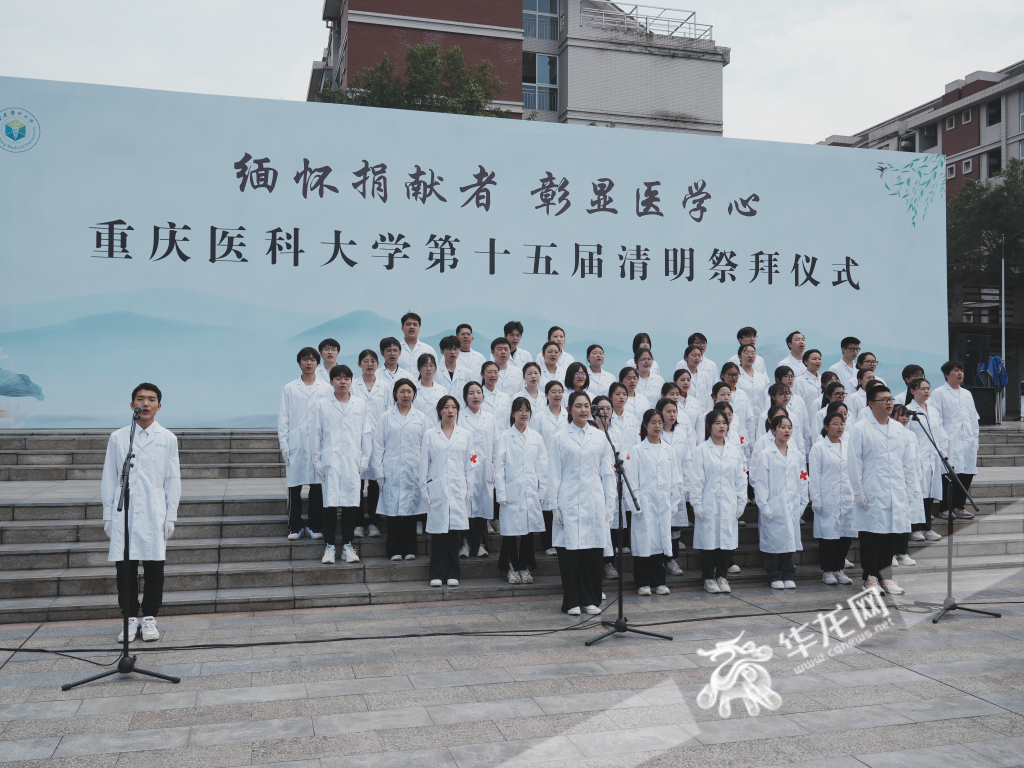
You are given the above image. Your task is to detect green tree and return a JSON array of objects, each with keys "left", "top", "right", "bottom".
[
  {"left": 946, "top": 157, "right": 1024, "bottom": 319},
  {"left": 320, "top": 44, "right": 510, "bottom": 118}
]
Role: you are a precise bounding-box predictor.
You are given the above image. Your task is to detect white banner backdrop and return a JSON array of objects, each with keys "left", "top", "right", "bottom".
[{"left": 0, "top": 77, "right": 947, "bottom": 427}]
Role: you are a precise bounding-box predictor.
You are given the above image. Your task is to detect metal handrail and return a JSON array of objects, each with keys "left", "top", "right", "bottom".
[{"left": 580, "top": 4, "right": 712, "bottom": 39}]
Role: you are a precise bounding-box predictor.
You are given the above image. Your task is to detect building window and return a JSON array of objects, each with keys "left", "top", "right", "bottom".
[
  {"left": 947, "top": 164, "right": 956, "bottom": 179},
  {"left": 987, "top": 98, "right": 1001, "bottom": 126},
  {"left": 962, "top": 108, "right": 972, "bottom": 124},
  {"left": 523, "top": 0, "right": 558, "bottom": 40},
  {"left": 920, "top": 124, "right": 938, "bottom": 150},
  {"left": 522, "top": 52, "right": 558, "bottom": 111},
  {"left": 946, "top": 115, "right": 955, "bottom": 130},
  {"left": 987, "top": 149, "right": 1002, "bottom": 177},
  {"left": 963, "top": 158, "right": 973, "bottom": 174}
]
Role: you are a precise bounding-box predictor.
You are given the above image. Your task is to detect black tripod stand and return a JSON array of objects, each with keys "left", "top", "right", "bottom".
[
  {"left": 63, "top": 409, "right": 182, "bottom": 691},
  {"left": 586, "top": 412, "right": 672, "bottom": 646},
  {"left": 908, "top": 409, "right": 1000, "bottom": 625}
]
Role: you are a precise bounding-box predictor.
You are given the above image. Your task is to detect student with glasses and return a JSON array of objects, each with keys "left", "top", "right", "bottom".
[{"left": 829, "top": 336, "right": 861, "bottom": 392}]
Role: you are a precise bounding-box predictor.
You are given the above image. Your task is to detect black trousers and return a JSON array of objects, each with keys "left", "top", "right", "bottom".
[
  {"left": 763, "top": 552, "right": 795, "bottom": 582},
  {"left": 557, "top": 547, "right": 603, "bottom": 612},
  {"left": 468, "top": 517, "right": 489, "bottom": 554},
  {"left": 541, "top": 510, "right": 553, "bottom": 549},
  {"left": 322, "top": 506, "right": 359, "bottom": 547},
  {"left": 606, "top": 512, "right": 630, "bottom": 564},
  {"left": 115, "top": 560, "right": 165, "bottom": 618},
  {"left": 287, "top": 484, "right": 324, "bottom": 534},
  {"left": 819, "top": 537, "right": 851, "bottom": 572},
  {"left": 699, "top": 549, "right": 730, "bottom": 580},
  {"left": 941, "top": 473, "right": 974, "bottom": 511},
  {"left": 498, "top": 533, "right": 534, "bottom": 572},
  {"left": 634, "top": 554, "right": 666, "bottom": 588},
  {"left": 913, "top": 499, "right": 934, "bottom": 532},
  {"left": 429, "top": 530, "right": 463, "bottom": 580},
  {"left": 385, "top": 516, "right": 417, "bottom": 558},
  {"left": 859, "top": 531, "right": 897, "bottom": 581},
  {"left": 361, "top": 480, "right": 380, "bottom": 525}
]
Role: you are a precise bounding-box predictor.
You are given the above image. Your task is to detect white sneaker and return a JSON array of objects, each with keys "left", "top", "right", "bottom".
[
  {"left": 416, "top": 522, "right": 424, "bottom": 535},
  {"left": 737, "top": 520, "right": 747, "bottom": 527},
  {"left": 584, "top": 605, "right": 602, "bottom": 615},
  {"left": 881, "top": 579, "right": 905, "bottom": 595},
  {"left": 864, "top": 576, "right": 882, "bottom": 595},
  {"left": 117, "top": 617, "right": 139, "bottom": 643},
  {"left": 567, "top": 606, "right": 581, "bottom": 616},
  {"left": 892, "top": 556, "right": 899, "bottom": 567},
  {"left": 507, "top": 568, "right": 522, "bottom": 584},
  {"left": 390, "top": 554, "right": 402, "bottom": 561},
  {"left": 602, "top": 593, "right": 606, "bottom": 601},
  {"left": 715, "top": 578, "right": 730, "bottom": 594},
  {"left": 910, "top": 531, "right": 925, "bottom": 542},
  {"left": 783, "top": 580, "right": 796, "bottom": 589},
  {"left": 621, "top": 546, "right": 631, "bottom": 554},
  {"left": 140, "top": 616, "right": 159, "bottom": 642},
  {"left": 309, "top": 531, "right": 324, "bottom": 540},
  {"left": 678, "top": 541, "right": 687, "bottom": 550},
  {"left": 459, "top": 542, "right": 470, "bottom": 558},
  {"left": 430, "top": 578, "right": 442, "bottom": 587},
  {"left": 303, "top": 527, "right": 315, "bottom": 539},
  {"left": 287, "top": 531, "right": 301, "bottom": 541},
  {"left": 770, "top": 580, "right": 785, "bottom": 589},
  {"left": 321, "top": 544, "right": 336, "bottom": 564},
  {"left": 545, "top": 547, "right": 557, "bottom": 556},
  {"left": 404, "top": 554, "right": 416, "bottom": 560},
  {"left": 637, "top": 586, "right": 652, "bottom": 596},
  {"left": 844, "top": 559, "right": 854, "bottom": 569},
  {"left": 835, "top": 570, "right": 853, "bottom": 584},
  {"left": 519, "top": 570, "right": 533, "bottom": 584},
  {"left": 923, "top": 530, "right": 942, "bottom": 541},
  {"left": 728, "top": 564, "right": 741, "bottom": 574},
  {"left": 476, "top": 544, "right": 489, "bottom": 557},
  {"left": 666, "top": 559, "right": 683, "bottom": 576},
  {"left": 705, "top": 579, "right": 721, "bottom": 593},
  {"left": 895, "top": 554, "right": 916, "bottom": 566},
  {"left": 447, "top": 579, "right": 459, "bottom": 586},
  {"left": 368, "top": 525, "right": 381, "bottom": 537},
  {"left": 823, "top": 571, "right": 838, "bottom": 585},
  {"left": 342, "top": 543, "right": 360, "bottom": 563},
  {"left": 656, "top": 584, "right": 671, "bottom": 595},
  {"left": 353, "top": 527, "right": 365, "bottom": 538}
]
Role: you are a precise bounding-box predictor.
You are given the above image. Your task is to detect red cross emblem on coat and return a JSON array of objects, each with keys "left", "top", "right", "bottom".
[
  {"left": 800, "top": 470, "right": 808, "bottom": 480},
  {"left": 740, "top": 436, "right": 745, "bottom": 444},
  {"left": 626, "top": 454, "right": 630, "bottom": 460},
  {"left": 470, "top": 454, "right": 478, "bottom": 464}
]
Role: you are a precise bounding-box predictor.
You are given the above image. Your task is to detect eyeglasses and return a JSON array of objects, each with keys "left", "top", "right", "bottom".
[
  {"left": 870, "top": 397, "right": 895, "bottom": 404},
  {"left": 421, "top": 363, "right": 436, "bottom": 369},
  {"left": 574, "top": 371, "right": 587, "bottom": 377},
  {"left": 845, "top": 346, "right": 861, "bottom": 352},
  {"left": 833, "top": 393, "right": 846, "bottom": 399}
]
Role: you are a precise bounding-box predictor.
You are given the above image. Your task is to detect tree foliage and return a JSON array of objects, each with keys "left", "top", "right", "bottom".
[{"left": 320, "top": 44, "right": 510, "bottom": 118}]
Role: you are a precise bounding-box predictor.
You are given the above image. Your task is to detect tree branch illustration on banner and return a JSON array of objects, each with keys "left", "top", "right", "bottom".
[{"left": 876, "top": 155, "right": 944, "bottom": 227}]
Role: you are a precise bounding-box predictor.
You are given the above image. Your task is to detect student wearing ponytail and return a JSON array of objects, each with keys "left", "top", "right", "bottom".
[{"left": 809, "top": 410, "right": 856, "bottom": 586}]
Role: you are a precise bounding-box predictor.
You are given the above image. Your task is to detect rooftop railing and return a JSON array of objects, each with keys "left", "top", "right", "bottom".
[{"left": 580, "top": 3, "right": 712, "bottom": 40}]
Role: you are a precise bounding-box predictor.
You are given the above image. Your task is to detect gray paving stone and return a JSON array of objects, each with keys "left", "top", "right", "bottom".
[
  {"left": 409, "top": 667, "right": 512, "bottom": 690},
  {"left": 0, "top": 736, "right": 61, "bottom": 762},
  {"left": 569, "top": 724, "right": 700, "bottom": 756},
  {"left": 595, "top": 655, "right": 700, "bottom": 675},
  {"left": 883, "top": 693, "right": 1007, "bottom": 722},
  {"left": 321, "top": 747, "right": 457, "bottom": 768},
  {"left": 979, "top": 689, "right": 1024, "bottom": 714},
  {"left": 426, "top": 696, "right": 544, "bottom": 725},
  {"left": 54, "top": 725, "right": 191, "bottom": 756},
  {"left": 189, "top": 716, "right": 314, "bottom": 747},
  {"left": 447, "top": 734, "right": 585, "bottom": 767},
  {"left": 315, "top": 706, "right": 432, "bottom": 735},
  {"left": 0, "top": 698, "right": 80, "bottom": 720},
  {"left": 856, "top": 743, "right": 1005, "bottom": 768},
  {"left": 534, "top": 689, "right": 653, "bottom": 715},
  {"left": 195, "top": 682, "right": 307, "bottom": 707},
  {"left": 506, "top": 661, "right": 609, "bottom": 682},
  {"left": 76, "top": 690, "right": 197, "bottom": 715},
  {"left": 692, "top": 713, "right": 810, "bottom": 744},
  {"left": 965, "top": 735, "right": 1024, "bottom": 767},
  {"left": 753, "top": 759, "right": 872, "bottom": 768},
  {"left": 306, "top": 676, "right": 414, "bottom": 698},
  {"left": 785, "top": 704, "right": 914, "bottom": 733}
]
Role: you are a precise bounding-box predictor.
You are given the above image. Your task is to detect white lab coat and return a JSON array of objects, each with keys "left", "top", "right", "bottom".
[
  {"left": 906, "top": 402, "right": 947, "bottom": 499},
  {"left": 460, "top": 407, "right": 499, "bottom": 518},
  {"left": 371, "top": 407, "right": 428, "bottom": 517},
  {"left": 737, "top": 367, "right": 770, "bottom": 419},
  {"left": 495, "top": 426, "right": 548, "bottom": 536},
  {"left": 495, "top": 365, "right": 525, "bottom": 397},
  {"left": 278, "top": 377, "right": 334, "bottom": 487},
  {"left": 547, "top": 424, "right": 616, "bottom": 550},
  {"left": 412, "top": 382, "right": 446, "bottom": 420},
  {"left": 535, "top": 406, "right": 568, "bottom": 447},
  {"left": 678, "top": 395, "right": 703, "bottom": 443},
  {"left": 846, "top": 417, "right": 918, "bottom": 534},
  {"left": 625, "top": 357, "right": 661, "bottom": 377},
  {"left": 624, "top": 439, "right": 679, "bottom": 557},
  {"left": 726, "top": 388, "right": 754, "bottom": 458},
  {"left": 460, "top": 348, "right": 486, "bottom": 376},
  {"left": 315, "top": 362, "right": 337, "bottom": 386},
  {"left": 829, "top": 360, "right": 858, "bottom": 393},
  {"left": 931, "top": 384, "right": 980, "bottom": 475},
  {"left": 661, "top": 428, "right": 692, "bottom": 525},
  {"left": 846, "top": 389, "right": 868, "bottom": 422},
  {"left": 606, "top": 409, "right": 640, "bottom": 519},
  {"left": 808, "top": 438, "right": 857, "bottom": 539},
  {"left": 508, "top": 348, "right": 534, "bottom": 369},
  {"left": 515, "top": 389, "right": 546, "bottom": 422},
  {"left": 677, "top": 364, "right": 712, "bottom": 415},
  {"left": 699, "top": 357, "right": 719, "bottom": 384},
  {"left": 748, "top": 432, "right": 773, "bottom": 488},
  {"left": 399, "top": 340, "right": 436, "bottom": 376},
  {"left": 793, "top": 373, "right": 823, "bottom": 430},
  {"left": 624, "top": 394, "right": 650, "bottom": 421},
  {"left": 587, "top": 369, "right": 616, "bottom": 399},
  {"left": 377, "top": 364, "right": 415, "bottom": 393},
  {"left": 311, "top": 396, "right": 373, "bottom": 508},
  {"left": 539, "top": 364, "right": 566, "bottom": 388},
  {"left": 903, "top": 429, "right": 926, "bottom": 524},
  {"left": 777, "top": 353, "right": 806, "bottom": 378},
  {"left": 437, "top": 364, "right": 475, "bottom": 408},
  {"left": 351, "top": 375, "right": 392, "bottom": 422},
  {"left": 481, "top": 386, "right": 512, "bottom": 432},
  {"left": 420, "top": 425, "right": 476, "bottom": 534},
  {"left": 753, "top": 442, "right": 808, "bottom": 553},
  {"left": 729, "top": 353, "right": 768, "bottom": 379},
  {"left": 535, "top": 350, "right": 575, "bottom": 367},
  {"left": 101, "top": 421, "right": 181, "bottom": 562},
  {"left": 635, "top": 373, "right": 665, "bottom": 404},
  {"left": 755, "top": 405, "right": 806, "bottom": 451},
  {"left": 689, "top": 439, "right": 747, "bottom": 551}
]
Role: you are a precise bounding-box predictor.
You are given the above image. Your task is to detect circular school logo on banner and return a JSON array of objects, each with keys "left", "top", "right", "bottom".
[{"left": 0, "top": 108, "right": 40, "bottom": 153}]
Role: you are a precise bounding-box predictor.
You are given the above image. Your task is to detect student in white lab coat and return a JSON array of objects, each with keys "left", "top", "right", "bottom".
[
  {"left": 586, "top": 344, "right": 616, "bottom": 398},
  {"left": 814, "top": 382, "right": 847, "bottom": 440},
  {"left": 565, "top": 362, "right": 591, "bottom": 399},
  {"left": 495, "top": 397, "right": 548, "bottom": 584},
  {"left": 931, "top": 360, "right": 980, "bottom": 520},
  {"left": 539, "top": 341, "right": 566, "bottom": 388},
  {"left": 536, "top": 380, "right": 568, "bottom": 555},
  {"left": 808, "top": 410, "right": 856, "bottom": 585},
  {"left": 894, "top": 364, "right": 925, "bottom": 407},
  {"left": 891, "top": 404, "right": 925, "bottom": 566},
  {"left": 619, "top": 366, "right": 650, "bottom": 421},
  {"left": 351, "top": 349, "right": 389, "bottom": 538},
  {"left": 845, "top": 368, "right": 876, "bottom": 423},
  {"left": 737, "top": 344, "right": 770, "bottom": 416},
  {"left": 777, "top": 331, "right": 808, "bottom": 377},
  {"left": 774, "top": 366, "right": 810, "bottom": 453},
  {"left": 517, "top": 362, "right": 546, "bottom": 416},
  {"left": 502, "top": 320, "right": 534, "bottom": 370},
  {"left": 624, "top": 332, "right": 662, "bottom": 377},
  {"left": 603, "top": 386, "right": 638, "bottom": 573},
  {"left": 480, "top": 361, "right": 512, "bottom": 528},
  {"left": 719, "top": 364, "right": 754, "bottom": 458},
  {"left": 756, "top": 383, "right": 805, "bottom": 449},
  {"left": 856, "top": 351, "right": 885, "bottom": 386},
  {"left": 101, "top": 383, "right": 181, "bottom": 643},
  {"left": 491, "top": 338, "right": 524, "bottom": 397},
  {"left": 793, "top": 349, "right": 824, "bottom": 430},
  {"left": 279, "top": 347, "right": 332, "bottom": 540},
  {"left": 378, "top": 336, "right": 415, "bottom": 392},
  {"left": 846, "top": 384, "right": 918, "bottom": 595},
  {"left": 750, "top": 406, "right": 788, "bottom": 493},
  {"left": 655, "top": 397, "right": 692, "bottom": 576},
  {"left": 728, "top": 327, "right": 768, "bottom": 378},
  {"left": 460, "top": 381, "right": 499, "bottom": 558},
  {"left": 421, "top": 396, "right": 476, "bottom": 587},
  {"left": 535, "top": 326, "right": 575, "bottom": 367},
  {"left": 828, "top": 336, "right": 861, "bottom": 393},
  {"left": 547, "top": 391, "right": 615, "bottom": 615},
  {"left": 753, "top": 414, "right": 809, "bottom": 589},
  {"left": 371, "top": 378, "right": 428, "bottom": 561},
  {"left": 634, "top": 349, "right": 665, "bottom": 404},
  {"left": 437, "top": 336, "right": 474, "bottom": 408},
  {"left": 311, "top": 365, "right": 373, "bottom": 566},
  {"left": 412, "top": 354, "right": 445, "bottom": 418},
  {"left": 677, "top": 346, "right": 711, "bottom": 416},
  {"left": 398, "top": 312, "right": 436, "bottom": 373},
  {"left": 673, "top": 368, "right": 703, "bottom": 442},
  {"left": 689, "top": 332, "right": 718, "bottom": 384},
  {"left": 315, "top": 338, "right": 340, "bottom": 385},
  {"left": 658, "top": 386, "right": 697, "bottom": 452},
  {"left": 691, "top": 409, "right": 747, "bottom": 594},
  {"left": 906, "top": 377, "right": 946, "bottom": 543},
  {"left": 625, "top": 409, "right": 679, "bottom": 595},
  {"left": 456, "top": 323, "right": 485, "bottom": 374}
]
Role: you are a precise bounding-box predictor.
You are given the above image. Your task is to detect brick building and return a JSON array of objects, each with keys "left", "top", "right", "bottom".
[{"left": 307, "top": 0, "right": 730, "bottom": 135}]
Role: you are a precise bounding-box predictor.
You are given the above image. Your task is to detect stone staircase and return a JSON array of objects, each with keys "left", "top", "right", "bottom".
[
  {"left": 0, "top": 427, "right": 1020, "bottom": 623},
  {"left": 978, "top": 424, "right": 1024, "bottom": 467}
]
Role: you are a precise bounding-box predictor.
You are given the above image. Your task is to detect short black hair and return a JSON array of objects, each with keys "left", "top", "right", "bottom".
[
  {"left": 416, "top": 353, "right": 436, "bottom": 372},
  {"left": 608, "top": 381, "right": 627, "bottom": 398},
  {"left": 631, "top": 332, "right": 652, "bottom": 356},
  {"left": 673, "top": 368, "right": 691, "bottom": 382},
  {"left": 856, "top": 367, "right": 874, "bottom": 382},
  {"left": 379, "top": 336, "right": 401, "bottom": 353},
  {"left": 504, "top": 320, "right": 524, "bottom": 336},
  {"left": 586, "top": 344, "right": 604, "bottom": 359},
  {"left": 480, "top": 361, "right": 499, "bottom": 376},
  {"left": 941, "top": 360, "right": 965, "bottom": 376},
  {"left": 132, "top": 383, "right": 162, "bottom": 403},
  {"left": 688, "top": 332, "right": 707, "bottom": 345},
  {"left": 439, "top": 335, "right": 460, "bottom": 352},
  {"left": 802, "top": 348, "right": 821, "bottom": 362},
  {"left": 357, "top": 349, "right": 378, "bottom": 364},
  {"left": 392, "top": 377, "right": 417, "bottom": 402},
  {"left": 491, "top": 337, "right": 511, "bottom": 352},
  {"left": 564, "top": 362, "right": 590, "bottom": 391},
  {"left": 547, "top": 325, "right": 564, "bottom": 340},
  {"left": 297, "top": 347, "right": 321, "bottom": 365},
  {"left": 329, "top": 364, "right": 353, "bottom": 380},
  {"left": 463, "top": 380, "right": 483, "bottom": 400},
  {"left": 436, "top": 395, "right": 460, "bottom": 420},
  {"left": 401, "top": 312, "right": 421, "bottom": 326},
  {"left": 901, "top": 364, "right": 925, "bottom": 382},
  {"left": 736, "top": 326, "right": 757, "bottom": 340},
  {"left": 841, "top": 336, "right": 860, "bottom": 349},
  {"left": 509, "top": 396, "right": 532, "bottom": 426},
  {"left": 719, "top": 362, "right": 739, "bottom": 377},
  {"left": 544, "top": 379, "right": 564, "bottom": 395},
  {"left": 318, "top": 338, "right": 340, "bottom": 353},
  {"left": 867, "top": 384, "right": 891, "bottom": 401},
  {"left": 542, "top": 340, "right": 560, "bottom": 354},
  {"left": 857, "top": 351, "right": 876, "bottom": 366},
  {"left": 456, "top": 323, "right": 473, "bottom": 335},
  {"left": 786, "top": 331, "right": 803, "bottom": 347},
  {"left": 774, "top": 366, "right": 794, "bottom": 382},
  {"left": 618, "top": 366, "right": 638, "bottom": 382},
  {"left": 661, "top": 382, "right": 680, "bottom": 397},
  {"left": 522, "top": 361, "right": 541, "bottom": 375}
]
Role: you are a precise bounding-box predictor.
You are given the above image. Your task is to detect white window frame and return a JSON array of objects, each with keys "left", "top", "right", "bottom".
[
  {"left": 946, "top": 115, "right": 955, "bottom": 130},
  {"left": 962, "top": 109, "right": 972, "bottom": 124},
  {"left": 946, "top": 164, "right": 956, "bottom": 179},
  {"left": 963, "top": 158, "right": 973, "bottom": 174}
]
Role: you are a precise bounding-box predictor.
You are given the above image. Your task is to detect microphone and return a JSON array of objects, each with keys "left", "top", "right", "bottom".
[{"left": 132, "top": 406, "right": 143, "bottom": 421}]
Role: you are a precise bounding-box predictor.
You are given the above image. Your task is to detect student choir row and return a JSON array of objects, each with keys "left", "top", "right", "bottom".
[{"left": 278, "top": 315, "right": 981, "bottom": 608}]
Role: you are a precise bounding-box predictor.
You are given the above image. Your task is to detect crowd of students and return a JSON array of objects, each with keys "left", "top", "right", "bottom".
[{"left": 278, "top": 314, "right": 981, "bottom": 613}]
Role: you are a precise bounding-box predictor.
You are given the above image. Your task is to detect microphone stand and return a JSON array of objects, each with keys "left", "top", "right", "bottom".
[
  {"left": 908, "top": 410, "right": 1000, "bottom": 625},
  {"left": 586, "top": 410, "right": 673, "bottom": 646},
  {"left": 63, "top": 410, "right": 182, "bottom": 690}
]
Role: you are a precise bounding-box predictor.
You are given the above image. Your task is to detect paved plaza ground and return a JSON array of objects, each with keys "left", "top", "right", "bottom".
[{"left": 0, "top": 563, "right": 1021, "bottom": 768}]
